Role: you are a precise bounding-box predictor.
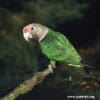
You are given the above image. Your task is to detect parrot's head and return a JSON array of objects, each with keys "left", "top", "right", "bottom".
[{"left": 23, "top": 23, "right": 48, "bottom": 42}]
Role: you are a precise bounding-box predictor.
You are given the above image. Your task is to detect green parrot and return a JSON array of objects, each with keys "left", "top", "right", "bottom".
[{"left": 22, "top": 23, "right": 92, "bottom": 77}]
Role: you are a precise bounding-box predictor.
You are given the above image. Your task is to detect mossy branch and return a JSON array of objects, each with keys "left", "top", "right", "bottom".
[{"left": 1, "top": 68, "right": 52, "bottom": 100}]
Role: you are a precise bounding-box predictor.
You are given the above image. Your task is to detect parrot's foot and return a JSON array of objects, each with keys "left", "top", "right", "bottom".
[
  {"left": 48, "top": 65, "right": 53, "bottom": 73},
  {"left": 48, "top": 64, "right": 56, "bottom": 73}
]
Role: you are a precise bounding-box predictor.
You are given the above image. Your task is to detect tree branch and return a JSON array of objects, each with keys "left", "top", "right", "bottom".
[{"left": 1, "top": 68, "right": 51, "bottom": 100}]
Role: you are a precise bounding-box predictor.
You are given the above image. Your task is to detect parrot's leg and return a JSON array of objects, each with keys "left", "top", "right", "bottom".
[
  {"left": 48, "top": 60, "right": 56, "bottom": 73},
  {"left": 48, "top": 65, "right": 54, "bottom": 73}
]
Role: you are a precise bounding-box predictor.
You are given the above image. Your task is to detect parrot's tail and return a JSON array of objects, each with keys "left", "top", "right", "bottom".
[
  {"left": 83, "top": 64, "right": 95, "bottom": 78},
  {"left": 83, "top": 64, "right": 100, "bottom": 84},
  {"left": 74, "top": 64, "right": 100, "bottom": 85}
]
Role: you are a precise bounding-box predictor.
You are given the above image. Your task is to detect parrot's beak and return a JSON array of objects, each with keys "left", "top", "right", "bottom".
[{"left": 23, "top": 32, "right": 32, "bottom": 41}]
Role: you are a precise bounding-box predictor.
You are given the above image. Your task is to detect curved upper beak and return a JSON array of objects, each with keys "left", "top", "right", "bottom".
[{"left": 23, "top": 32, "right": 32, "bottom": 41}]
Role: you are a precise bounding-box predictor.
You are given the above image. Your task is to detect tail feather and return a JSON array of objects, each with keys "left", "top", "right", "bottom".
[
  {"left": 83, "top": 66, "right": 95, "bottom": 78},
  {"left": 74, "top": 64, "right": 100, "bottom": 85},
  {"left": 82, "top": 63, "right": 96, "bottom": 69}
]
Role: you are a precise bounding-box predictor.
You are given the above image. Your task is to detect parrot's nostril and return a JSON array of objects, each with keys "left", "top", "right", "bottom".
[
  {"left": 23, "top": 27, "right": 28, "bottom": 32},
  {"left": 24, "top": 29, "right": 27, "bottom": 32}
]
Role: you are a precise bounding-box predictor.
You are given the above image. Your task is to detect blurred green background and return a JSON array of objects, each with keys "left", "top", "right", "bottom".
[{"left": 0, "top": 0, "right": 100, "bottom": 100}]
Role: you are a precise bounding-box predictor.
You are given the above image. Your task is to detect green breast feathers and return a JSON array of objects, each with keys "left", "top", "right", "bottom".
[{"left": 40, "top": 29, "right": 82, "bottom": 67}]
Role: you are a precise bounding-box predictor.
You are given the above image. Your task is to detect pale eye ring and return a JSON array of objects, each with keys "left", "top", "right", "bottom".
[{"left": 31, "top": 27, "right": 34, "bottom": 30}]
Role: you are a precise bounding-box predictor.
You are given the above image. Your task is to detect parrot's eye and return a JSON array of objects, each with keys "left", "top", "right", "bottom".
[{"left": 31, "top": 27, "right": 34, "bottom": 30}]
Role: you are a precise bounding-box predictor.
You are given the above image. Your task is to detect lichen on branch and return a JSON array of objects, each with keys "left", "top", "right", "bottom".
[{"left": 1, "top": 68, "right": 51, "bottom": 100}]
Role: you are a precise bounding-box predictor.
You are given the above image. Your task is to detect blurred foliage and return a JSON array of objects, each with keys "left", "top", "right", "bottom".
[
  {"left": 0, "top": 0, "right": 100, "bottom": 99},
  {"left": 0, "top": 7, "right": 39, "bottom": 95}
]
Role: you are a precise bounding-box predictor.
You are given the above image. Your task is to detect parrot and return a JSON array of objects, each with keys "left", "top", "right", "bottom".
[{"left": 22, "top": 23, "right": 95, "bottom": 79}]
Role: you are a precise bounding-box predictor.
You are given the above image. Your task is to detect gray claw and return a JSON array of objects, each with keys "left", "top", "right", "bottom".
[{"left": 48, "top": 65, "right": 53, "bottom": 73}]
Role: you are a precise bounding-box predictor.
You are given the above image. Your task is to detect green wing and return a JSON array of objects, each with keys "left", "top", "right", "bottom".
[{"left": 40, "top": 30, "right": 81, "bottom": 66}]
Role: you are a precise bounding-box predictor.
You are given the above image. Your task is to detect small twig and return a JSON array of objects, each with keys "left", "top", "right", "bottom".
[{"left": 1, "top": 68, "right": 52, "bottom": 100}]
